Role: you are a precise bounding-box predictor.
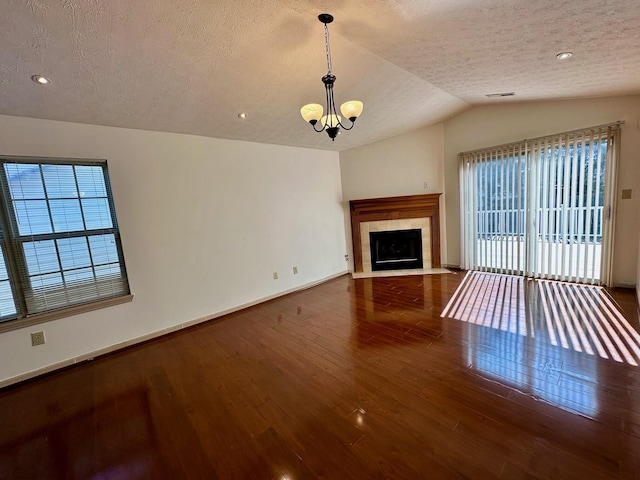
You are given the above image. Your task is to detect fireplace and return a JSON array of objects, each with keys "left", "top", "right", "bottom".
[
  {"left": 349, "top": 194, "right": 441, "bottom": 274},
  {"left": 370, "top": 229, "right": 423, "bottom": 271}
]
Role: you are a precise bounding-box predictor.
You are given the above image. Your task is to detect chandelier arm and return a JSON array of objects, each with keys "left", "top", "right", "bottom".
[
  {"left": 338, "top": 119, "right": 356, "bottom": 130},
  {"left": 324, "top": 83, "right": 334, "bottom": 128},
  {"left": 327, "top": 84, "right": 336, "bottom": 119}
]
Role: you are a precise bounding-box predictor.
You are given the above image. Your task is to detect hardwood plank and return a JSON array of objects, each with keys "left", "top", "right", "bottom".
[{"left": 0, "top": 272, "right": 639, "bottom": 478}]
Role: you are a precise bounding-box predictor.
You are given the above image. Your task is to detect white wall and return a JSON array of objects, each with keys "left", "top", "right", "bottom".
[
  {"left": 444, "top": 95, "right": 640, "bottom": 286},
  {"left": 339, "top": 123, "right": 446, "bottom": 268},
  {"left": 0, "top": 115, "right": 347, "bottom": 385}
]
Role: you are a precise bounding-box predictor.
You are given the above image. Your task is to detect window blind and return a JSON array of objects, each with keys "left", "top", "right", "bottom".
[{"left": 459, "top": 123, "right": 621, "bottom": 285}]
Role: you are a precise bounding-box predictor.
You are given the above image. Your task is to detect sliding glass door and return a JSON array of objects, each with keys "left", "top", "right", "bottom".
[{"left": 460, "top": 124, "right": 620, "bottom": 285}]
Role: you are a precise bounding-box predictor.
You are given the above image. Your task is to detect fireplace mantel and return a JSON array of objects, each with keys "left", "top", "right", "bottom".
[{"left": 349, "top": 194, "right": 442, "bottom": 273}]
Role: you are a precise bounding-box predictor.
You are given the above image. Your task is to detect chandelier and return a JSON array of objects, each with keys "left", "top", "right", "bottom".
[{"left": 300, "top": 14, "right": 364, "bottom": 141}]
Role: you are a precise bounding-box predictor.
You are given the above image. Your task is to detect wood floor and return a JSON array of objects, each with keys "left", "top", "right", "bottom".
[{"left": 1, "top": 271, "right": 639, "bottom": 479}]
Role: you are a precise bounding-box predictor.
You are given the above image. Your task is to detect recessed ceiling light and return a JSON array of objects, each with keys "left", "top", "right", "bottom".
[
  {"left": 31, "top": 75, "right": 51, "bottom": 85},
  {"left": 556, "top": 52, "right": 573, "bottom": 60},
  {"left": 237, "top": 112, "right": 247, "bottom": 119}
]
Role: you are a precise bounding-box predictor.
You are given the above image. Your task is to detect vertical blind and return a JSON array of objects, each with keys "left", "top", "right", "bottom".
[{"left": 459, "top": 123, "right": 621, "bottom": 285}]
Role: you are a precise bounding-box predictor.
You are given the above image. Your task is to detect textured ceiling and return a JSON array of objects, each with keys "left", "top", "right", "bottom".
[{"left": 1, "top": 0, "right": 639, "bottom": 152}]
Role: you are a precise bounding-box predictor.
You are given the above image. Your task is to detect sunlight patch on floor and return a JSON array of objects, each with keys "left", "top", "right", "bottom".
[{"left": 441, "top": 271, "right": 640, "bottom": 366}]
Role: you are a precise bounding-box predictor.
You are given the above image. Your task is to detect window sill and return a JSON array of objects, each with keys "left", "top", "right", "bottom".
[{"left": 0, "top": 294, "right": 134, "bottom": 334}]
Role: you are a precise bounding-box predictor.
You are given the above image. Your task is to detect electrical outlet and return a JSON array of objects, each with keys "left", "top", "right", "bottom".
[
  {"left": 622, "top": 189, "right": 632, "bottom": 199},
  {"left": 345, "top": 254, "right": 349, "bottom": 262},
  {"left": 293, "top": 266, "right": 298, "bottom": 274},
  {"left": 273, "top": 272, "right": 278, "bottom": 280},
  {"left": 423, "top": 181, "right": 428, "bottom": 189},
  {"left": 31, "top": 331, "right": 45, "bottom": 346}
]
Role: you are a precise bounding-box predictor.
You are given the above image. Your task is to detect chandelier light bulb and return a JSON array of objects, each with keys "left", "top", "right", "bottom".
[{"left": 320, "top": 114, "right": 342, "bottom": 128}]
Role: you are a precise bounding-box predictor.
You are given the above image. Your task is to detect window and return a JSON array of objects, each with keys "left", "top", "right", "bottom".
[{"left": 0, "top": 156, "right": 130, "bottom": 327}]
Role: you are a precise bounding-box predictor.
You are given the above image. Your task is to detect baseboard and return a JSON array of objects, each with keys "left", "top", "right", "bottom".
[
  {"left": 443, "top": 264, "right": 462, "bottom": 270},
  {"left": 0, "top": 270, "right": 349, "bottom": 389}
]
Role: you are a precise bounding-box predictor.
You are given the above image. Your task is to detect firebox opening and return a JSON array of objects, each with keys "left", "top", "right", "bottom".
[{"left": 369, "top": 229, "right": 423, "bottom": 271}]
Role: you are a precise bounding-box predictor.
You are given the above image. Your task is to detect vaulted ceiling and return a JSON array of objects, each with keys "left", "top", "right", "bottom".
[{"left": 2, "top": 0, "right": 639, "bottom": 151}]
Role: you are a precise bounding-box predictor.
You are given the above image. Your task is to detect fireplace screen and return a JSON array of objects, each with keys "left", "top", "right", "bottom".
[{"left": 369, "top": 229, "right": 423, "bottom": 271}]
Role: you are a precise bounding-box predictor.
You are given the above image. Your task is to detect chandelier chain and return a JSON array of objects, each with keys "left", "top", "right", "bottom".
[{"left": 324, "top": 23, "right": 332, "bottom": 74}]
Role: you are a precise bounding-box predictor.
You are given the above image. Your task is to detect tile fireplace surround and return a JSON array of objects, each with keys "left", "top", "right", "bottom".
[{"left": 349, "top": 194, "right": 442, "bottom": 274}]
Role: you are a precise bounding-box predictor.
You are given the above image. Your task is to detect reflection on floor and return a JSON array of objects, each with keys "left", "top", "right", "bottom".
[
  {"left": 441, "top": 271, "right": 529, "bottom": 335},
  {"left": 441, "top": 271, "right": 640, "bottom": 417},
  {"left": 442, "top": 271, "right": 640, "bottom": 366},
  {"left": 0, "top": 387, "right": 157, "bottom": 478}
]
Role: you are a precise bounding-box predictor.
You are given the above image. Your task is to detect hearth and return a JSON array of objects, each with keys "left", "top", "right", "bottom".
[{"left": 370, "top": 229, "right": 423, "bottom": 271}]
